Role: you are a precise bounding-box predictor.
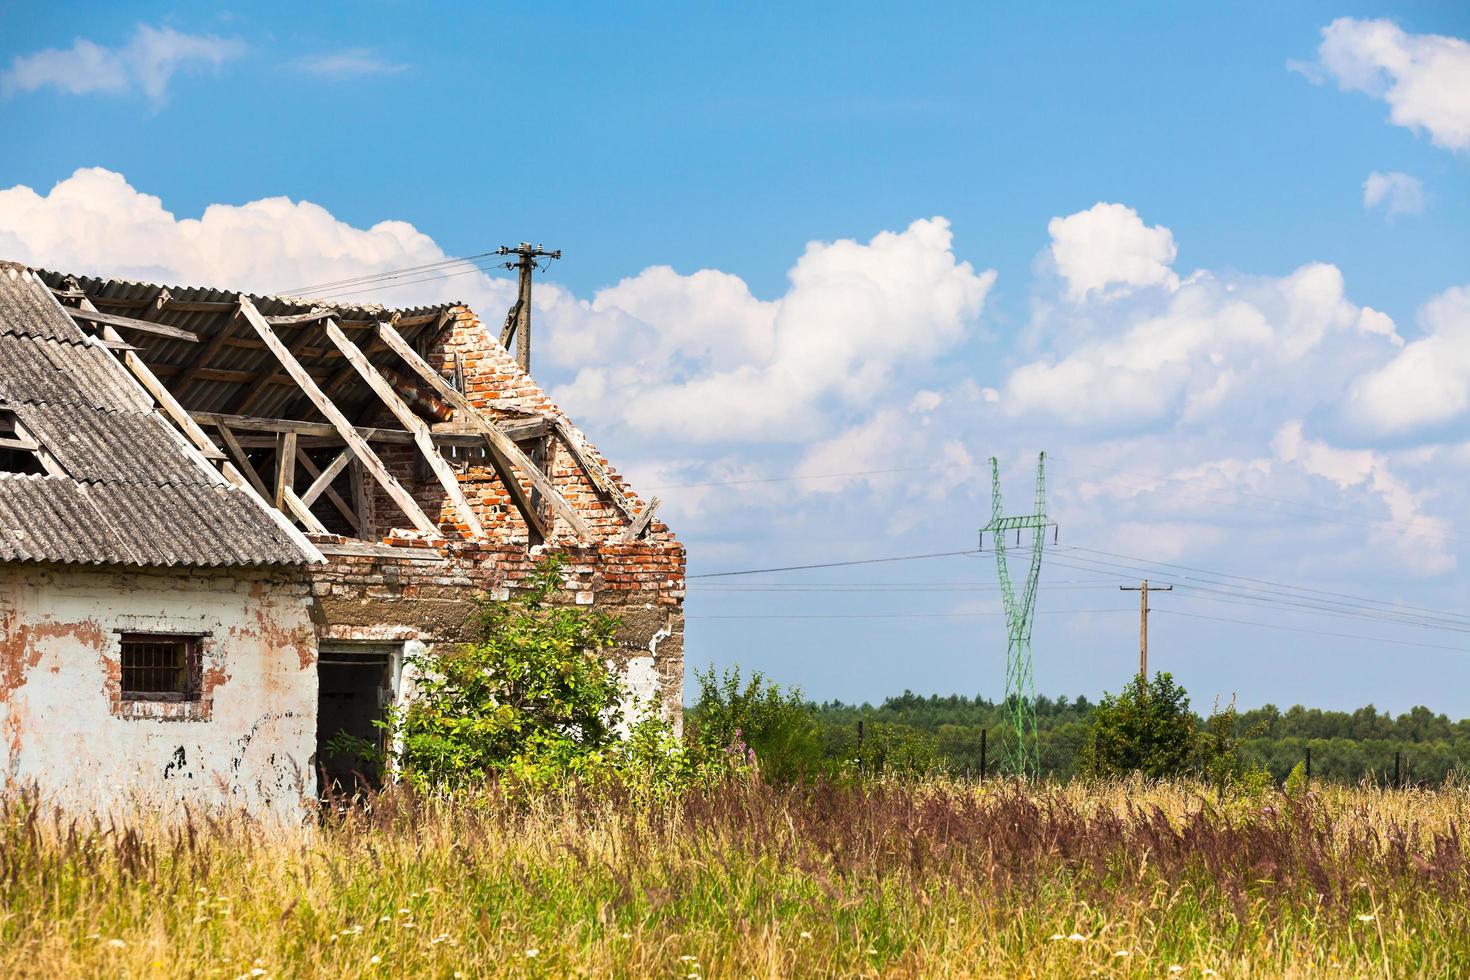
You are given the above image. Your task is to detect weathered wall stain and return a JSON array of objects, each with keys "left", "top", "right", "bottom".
[{"left": 0, "top": 565, "right": 317, "bottom": 817}]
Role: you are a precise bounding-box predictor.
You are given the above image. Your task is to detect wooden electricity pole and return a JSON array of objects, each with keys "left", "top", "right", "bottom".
[
  {"left": 1120, "top": 579, "right": 1172, "bottom": 681},
  {"left": 497, "top": 242, "right": 561, "bottom": 374}
]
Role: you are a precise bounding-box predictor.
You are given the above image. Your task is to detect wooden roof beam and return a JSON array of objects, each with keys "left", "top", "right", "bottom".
[
  {"left": 619, "top": 497, "right": 661, "bottom": 542},
  {"left": 376, "top": 321, "right": 586, "bottom": 542},
  {"left": 326, "top": 319, "right": 485, "bottom": 538},
  {"left": 63, "top": 305, "right": 198, "bottom": 343},
  {"left": 238, "top": 297, "right": 439, "bottom": 537},
  {"left": 550, "top": 417, "right": 639, "bottom": 522}
]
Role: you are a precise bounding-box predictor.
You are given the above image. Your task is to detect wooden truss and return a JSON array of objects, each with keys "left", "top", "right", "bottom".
[{"left": 58, "top": 286, "right": 657, "bottom": 548}]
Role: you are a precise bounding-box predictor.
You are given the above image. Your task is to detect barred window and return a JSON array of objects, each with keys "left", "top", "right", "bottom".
[{"left": 119, "top": 634, "right": 202, "bottom": 701}]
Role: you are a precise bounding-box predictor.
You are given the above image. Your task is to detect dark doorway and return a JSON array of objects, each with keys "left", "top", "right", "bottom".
[{"left": 315, "top": 645, "right": 397, "bottom": 795}]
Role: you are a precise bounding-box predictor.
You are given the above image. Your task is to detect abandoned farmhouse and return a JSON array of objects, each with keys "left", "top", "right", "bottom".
[{"left": 0, "top": 261, "right": 684, "bottom": 815}]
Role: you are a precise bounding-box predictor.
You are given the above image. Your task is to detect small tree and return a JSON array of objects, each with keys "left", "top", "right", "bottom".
[
  {"left": 687, "top": 666, "right": 827, "bottom": 782},
  {"left": 372, "top": 554, "right": 627, "bottom": 788},
  {"left": 1194, "top": 694, "right": 1269, "bottom": 797},
  {"left": 1078, "top": 672, "right": 1195, "bottom": 780}
]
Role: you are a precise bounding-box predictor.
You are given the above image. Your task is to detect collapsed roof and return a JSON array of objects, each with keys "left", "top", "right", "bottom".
[{"left": 0, "top": 261, "right": 660, "bottom": 569}]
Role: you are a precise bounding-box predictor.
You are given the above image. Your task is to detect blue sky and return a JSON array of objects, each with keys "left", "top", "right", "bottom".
[{"left": 2, "top": 3, "right": 1469, "bottom": 715}]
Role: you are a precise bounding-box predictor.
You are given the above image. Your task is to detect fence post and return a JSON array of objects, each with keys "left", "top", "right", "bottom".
[
  {"left": 980, "top": 728, "right": 987, "bottom": 781},
  {"left": 856, "top": 719, "right": 865, "bottom": 774},
  {"left": 1305, "top": 746, "right": 1311, "bottom": 784},
  {"left": 1394, "top": 750, "right": 1401, "bottom": 790}
]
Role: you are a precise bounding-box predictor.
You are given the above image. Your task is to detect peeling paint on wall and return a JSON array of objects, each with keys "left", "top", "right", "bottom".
[{"left": 0, "top": 565, "right": 316, "bottom": 818}]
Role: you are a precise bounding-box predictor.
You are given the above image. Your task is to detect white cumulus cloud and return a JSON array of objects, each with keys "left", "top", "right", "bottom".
[
  {"left": 0, "top": 167, "right": 513, "bottom": 315},
  {"left": 1004, "top": 205, "right": 1401, "bottom": 430},
  {"left": 1303, "top": 17, "right": 1470, "bottom": 152},
  {"left": 1345, "top": 286, "right": 1470, "bottom": 437},
  {"left": 1362, "top": 170, "right": 1427, "bottom": 217},
  {"left": 1, "top": 25, "right": 245, "bottom": 104},
  {"left": 1047, "top": 202, "right": 1178, "bottom": 301},
  {"left": 549, "top": 218, "right": 996, "bottom": 442}
]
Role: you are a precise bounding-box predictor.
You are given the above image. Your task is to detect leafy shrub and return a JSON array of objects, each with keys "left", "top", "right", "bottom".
[
  {"left": 332, "top": 554, "right": 657, "bottom": 792},
  {"left": 686, "top": 666, "right": 829, "bottom": 782},
  {"left": 857, "top": 722, "right": 943, "bottom": 776},
  {"left": 1194, "top": 694, "right": 1269, "bottom": 796},
  {"left": 1078, "top": 672, "right": 1196, "bottom": 780}
]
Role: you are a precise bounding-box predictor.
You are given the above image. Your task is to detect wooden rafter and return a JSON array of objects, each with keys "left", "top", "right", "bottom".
[
  {"left": 325, "top": 320, "right": 485, "bottom": 537},
  {"left": 550, "top": 417, "right": 639, "bottom": 522},
  {"left": 375, "top": 321, "right": 589, "bottom": 541},
  {"left": 215, "top": 424, "right": 271, "bottom": 499},
  {"left": 282, "top": 487, "right": 329, "bottom": 534},
  {"left": 296, "top": 448, "right": 361, "bottom": 532},
  {"left": 619, "top": 496, "right": 662, "bottom": 542},
  {"left": 274, "top": 431, "right": 297, "bottom": 510},
  {"left": 238, "top": 297, "right": 438, "bottom": 536},
  {"left": 300, "top": 447, "right": 352, "bottom": 506},
  {"left": 63, "top": 306, "right": 198, "bottom": 343}
]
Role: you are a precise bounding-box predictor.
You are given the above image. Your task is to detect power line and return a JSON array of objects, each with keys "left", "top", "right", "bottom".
[
  {"left": 1042, "top": 552, "right": 1470, "bottom": 638},
  {"left": 688, "top": 582, "right": 1123, "bottom": 593},
  {"left": 646, "top": 463, "right": 944, "bottom": 491},
  {"left": 312, "top": 261, "right": 505, "bottom": 301},
  {"left": 688, "top": 608, "right": 1132, "bottom": 621},
  {"left": 1153, "top": 608, "right": 1469, "bottom": 655},
  {"left": 1067, "top": 546, "right": 1470, "bottom": 626},
  {"left": 1043, "top": 553, "right": 1470, "bottom": 635},
  {"left": 278, "top": 250, "right": 503, "bottom": 295},
  {"left": 688, "top": 548, "right": 983, "bottom": 580}
]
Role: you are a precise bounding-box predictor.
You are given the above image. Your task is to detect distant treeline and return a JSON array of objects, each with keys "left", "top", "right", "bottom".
[{"left": 807, "top": 692, "right": 1470, "bottom": 784}]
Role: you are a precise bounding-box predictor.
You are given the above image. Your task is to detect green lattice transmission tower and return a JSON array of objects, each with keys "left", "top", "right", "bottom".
[{"left": 980, "top": 452, "right": 1054, "bottom": 779}]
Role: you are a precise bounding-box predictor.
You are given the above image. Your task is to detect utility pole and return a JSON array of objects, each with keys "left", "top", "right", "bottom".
[
  {"left": 1120, "top": 579, "right": 1172, "bottom": 681},
  {"left": 496, "top": 243, "right": 561, "bottom": 374}
]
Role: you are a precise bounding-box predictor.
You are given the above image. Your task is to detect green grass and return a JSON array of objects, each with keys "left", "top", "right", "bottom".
[{"left": 2, "top": 778, "right": 1469, "bottom": 977}]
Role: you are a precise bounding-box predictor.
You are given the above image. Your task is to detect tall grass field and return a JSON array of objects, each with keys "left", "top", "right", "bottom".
[{"left": 3, "top": 778, "right": 1470, "bottom": 978}]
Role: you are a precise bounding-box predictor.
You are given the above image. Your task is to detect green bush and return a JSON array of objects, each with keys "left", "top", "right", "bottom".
[
  {"left": 334, "top": 554, "right": 702, "bottom": 793},
  {"left": 686, "top": 666, "right": 828, "bottom": 782},
  {"left": 1078, "top": 672, "right": 1196, "bottom": 780}
]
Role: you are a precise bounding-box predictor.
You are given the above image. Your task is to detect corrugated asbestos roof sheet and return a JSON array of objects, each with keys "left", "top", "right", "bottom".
[{"left": 0, "top": 264, "right": 313, "bottom": 568}]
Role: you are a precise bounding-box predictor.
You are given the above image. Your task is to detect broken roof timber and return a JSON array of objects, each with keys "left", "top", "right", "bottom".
[
  {"left": 187, "top": 410, "right": 549, "bottom": 446},
  {"left": 325, "top": 319, "right": 485, "bottom": 538},
  {"left": 238, "top": 296, "right": 439, "bottom": 537},
  {"left": 376, "top": 320, "right": 586, "bottom": 542},
  {"left": 63, "top": 305, "right": 200, "bottom": 343}
]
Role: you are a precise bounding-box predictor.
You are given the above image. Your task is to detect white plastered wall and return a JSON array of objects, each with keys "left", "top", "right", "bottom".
[{"left": 0, "top": 563, "right": 317, "bottom": 819}]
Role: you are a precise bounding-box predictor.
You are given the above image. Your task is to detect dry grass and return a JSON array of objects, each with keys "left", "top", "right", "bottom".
[{"left": 3, "top": 777, "right": 1470, "bottom": 978}]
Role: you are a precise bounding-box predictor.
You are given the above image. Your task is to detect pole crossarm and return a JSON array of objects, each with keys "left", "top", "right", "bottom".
[{"left": 981, "top": 451, "right": 1054, "bottom": 780}]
